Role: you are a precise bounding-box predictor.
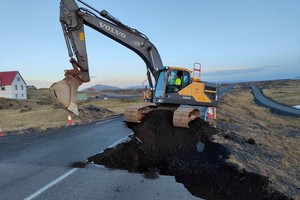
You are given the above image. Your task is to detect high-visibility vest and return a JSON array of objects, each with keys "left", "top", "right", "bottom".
[{"left": 175, "top": 78, "right": 181, "bottom": 85}]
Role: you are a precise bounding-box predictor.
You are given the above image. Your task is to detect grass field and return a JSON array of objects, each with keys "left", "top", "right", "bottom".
[
  {"left": 253, "top": 79, "right": 300, "bottom": 106},
  {"left": 216, "top": 84, "right": 300, "bottom": 199},
  {"left": 78, "top": 98, "right": 146, "bottom": 114},
  {"left": 0, "top": 89, "right": 145, "bottom": 133}
]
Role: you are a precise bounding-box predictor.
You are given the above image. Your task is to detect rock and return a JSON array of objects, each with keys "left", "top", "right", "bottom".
[{"left": 247, "top": 138, "right": 256, "bottom": 145}]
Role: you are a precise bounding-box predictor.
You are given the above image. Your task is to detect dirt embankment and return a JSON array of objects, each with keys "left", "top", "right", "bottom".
[
  {"left": 217, "top": 85, "right": 300, "bottom": 199},
  {"left": 88, "top": 110, "right": 290, "bottom": 200}
]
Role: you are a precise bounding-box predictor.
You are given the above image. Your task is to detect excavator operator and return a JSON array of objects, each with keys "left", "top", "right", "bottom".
[
  {"left": 168, "top": 70, "right": 182, "bottom": 86},
  {"left": 166, "top": 70, "right": 183, "bottom": 93},
  {"left": 175, "top": 71, "right": 182, "bottom": 86}
]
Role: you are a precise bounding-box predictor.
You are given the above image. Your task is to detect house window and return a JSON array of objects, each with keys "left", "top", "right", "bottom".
[
  {"left": 15, "top": 94, "right": 18, "bottom": 98},
  {"left": 15, "top": 85, "right": 18, "bottom": 90},
  {"left": 17, "top": 77, "right": 20, "bottom": 81},
  {"left": 21, "top": 85, "right": 24, "bottom": 90},
  {"left": 1, "top": 86, "right": 5, "bottom": 91},
  {"left": 22, "top": 94, "right": 24, "bottom": 97}
]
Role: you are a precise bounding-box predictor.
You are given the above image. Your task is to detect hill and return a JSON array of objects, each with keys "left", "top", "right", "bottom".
[{"left": 81, "top": 84, "right": 120, "bottom": 91}]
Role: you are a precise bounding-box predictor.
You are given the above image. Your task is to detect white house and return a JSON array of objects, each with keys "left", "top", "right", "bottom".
[{"left": 0, "top": 71, "right": 27, "bottom": 99}]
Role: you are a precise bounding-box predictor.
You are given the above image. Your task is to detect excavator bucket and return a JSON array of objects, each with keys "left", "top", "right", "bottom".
[{"left": 49, "top": 74, "right": 82, "bottom": 116}]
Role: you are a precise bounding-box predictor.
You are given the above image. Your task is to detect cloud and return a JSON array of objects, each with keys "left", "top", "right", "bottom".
[
  {"left": 202, "top": 66, "right": 280, "bottom": 76},
  {"left": 200, "top": 65, "right": 300, "bottom": 83}
]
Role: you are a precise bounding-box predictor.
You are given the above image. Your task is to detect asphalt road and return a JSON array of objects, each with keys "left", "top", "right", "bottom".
[
  {"left": 0, "top": 117, "right": 199, "bottom": 200},
  {"left": 197, "top": 84, "right": 235, "bottom": 119},
  {"left": 219, "top": 84, "right": 235, "bottom": 98},
  {"left": 251, "top": 85, "right": 300, "bottom": 117},
  {"left": 0, "top": 85, "right": 236, "bottom": 200}
]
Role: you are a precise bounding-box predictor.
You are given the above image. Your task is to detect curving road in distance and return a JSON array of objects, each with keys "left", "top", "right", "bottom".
[{"left": 251, "top": 85, "right": 300, "bottom": 117}]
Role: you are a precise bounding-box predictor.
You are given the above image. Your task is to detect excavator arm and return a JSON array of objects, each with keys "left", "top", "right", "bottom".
[{"left": 50, "top": 0, "right": 163, "bottom": 115}]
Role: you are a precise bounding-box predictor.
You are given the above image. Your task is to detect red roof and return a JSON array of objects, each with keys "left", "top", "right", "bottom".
[{"left": 0, "top": 71, "right": 18, "bottom": 85}]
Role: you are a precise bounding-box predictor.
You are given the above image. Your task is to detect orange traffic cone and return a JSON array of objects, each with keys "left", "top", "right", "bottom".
[
  {"left": 68, "top": 114, "right": 73, "bottom": 125},
  {"left": 207, "top": 108, "right": 214, "bottom": 119},
  {"left": 0, "top": 128, "right": 3, "bottom": 137}
]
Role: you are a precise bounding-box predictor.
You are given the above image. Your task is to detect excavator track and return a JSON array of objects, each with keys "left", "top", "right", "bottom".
[
  {"left": 124, "top": 105, "right": 157, "bottom": 123},
  {"left": 173, "top": 107, "right": 200, "bottom": 128},
  {"left": 125, "top": 104, "right": 200, "bottom": 128}
]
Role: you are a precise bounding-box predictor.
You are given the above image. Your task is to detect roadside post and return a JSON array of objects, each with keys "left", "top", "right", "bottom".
[
  {"left": 68, "top": 114, "right": 73, "bottom": 125},
  {"left": 0, "top": 128, "right": 3, "bottom": 137}
]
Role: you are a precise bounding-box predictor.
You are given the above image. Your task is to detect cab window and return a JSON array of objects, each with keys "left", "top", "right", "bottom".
[
  {"left": 182, "top": 71, "right": 190, "bottom": 88},
  {"left": 166, "top": 70, "right": 185, "bottom": 93}
]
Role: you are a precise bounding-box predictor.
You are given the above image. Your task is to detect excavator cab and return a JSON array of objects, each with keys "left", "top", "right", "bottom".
[
  {"left": 153, "top": 67, "right": 187, "bottom": 99},
  {"left": 152, "top": 66, "right": 217, "bottom": 108},
  {"left": 165, "top": 69, "right": 190, "bottom": 93}
]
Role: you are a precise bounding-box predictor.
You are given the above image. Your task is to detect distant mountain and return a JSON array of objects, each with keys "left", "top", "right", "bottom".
[
  {"left": 81, "top": 84, "right": 121, "bottom": 91},
  {"left": 125, "top": 85, "right": 145, "bottom": 89}
]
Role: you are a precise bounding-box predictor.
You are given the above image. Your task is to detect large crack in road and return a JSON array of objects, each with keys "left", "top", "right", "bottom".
[{"left": 88, "top": 110, "right": 290, "bottom": 199}]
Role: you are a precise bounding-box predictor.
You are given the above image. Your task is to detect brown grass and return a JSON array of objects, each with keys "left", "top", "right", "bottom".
[
  {"left": 0, "top": 106, "right": 67, "bottom": 132},
  {"left": 254, "top": 79, "right": 300, "bottom": 106},
  {"left": 0, "top": 89, "right": 144, "bottom": 133},
  {"left": 78, "top": 98, "right": 147, "bottom": 114},
  {"left": 216, "top": 86, "right": 300, "bottom": 199}
]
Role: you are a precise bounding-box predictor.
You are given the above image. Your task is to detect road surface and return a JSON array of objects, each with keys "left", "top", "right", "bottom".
[
  {"left": 251, "top": 85, "right": 300, "bottom": 117},
  {"left": 0, "top": 117, "right": 199, "bottom": 200},
  {"left": 0, "top": 85, "right": 236, "bottom": 199},
  {"left": 219, "top": 84, "right": 235, "bottom": 98}
]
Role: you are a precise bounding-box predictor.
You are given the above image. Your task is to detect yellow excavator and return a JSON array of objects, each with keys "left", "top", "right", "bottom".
[{"left": 50, "top": 0, "right": 218, "bottom": 128}]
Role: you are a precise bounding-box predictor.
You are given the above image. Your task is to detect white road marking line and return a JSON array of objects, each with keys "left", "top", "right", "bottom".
[
  {"left": 23, "top": 168, "right": 77, "bottom": 200},
  {"left": 96, "top": 118, "right": 119, "bottom": 125},
  {"left": 23, "top": 133, "right": 133, "bottom": 200},
  {"left": 108, "top": 133, "right": 133, "bottom": 148},
  {"left": 90, "top": 133, "right": 134, "bottom": 168},
  {"left": 94, "top": 133, "right": 133, "bottom": 155}
]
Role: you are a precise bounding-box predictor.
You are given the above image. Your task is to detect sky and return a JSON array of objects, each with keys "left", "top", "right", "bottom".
[{"left": 0, "top": 0, "right": 299, "bottom": 89}]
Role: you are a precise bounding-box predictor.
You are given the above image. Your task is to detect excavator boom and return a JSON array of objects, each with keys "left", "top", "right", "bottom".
[
  {"left": 50, "top": 0, "right": 163, "bottom": 115},
  {"left": 51, "top": 0, "right": 218, "bottom": 128}
]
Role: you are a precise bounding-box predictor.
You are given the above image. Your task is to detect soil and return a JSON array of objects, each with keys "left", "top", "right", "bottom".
[
  {"left": 88, "top": 110, "right": 291, "bottom": 200},
  {"left": 78, "top": 104, "right": 115, "bottom": 120}
]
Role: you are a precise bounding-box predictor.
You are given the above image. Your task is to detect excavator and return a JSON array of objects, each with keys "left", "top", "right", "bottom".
[{"left": 50, "top": 0, "right": 218, "bottom": 128}]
